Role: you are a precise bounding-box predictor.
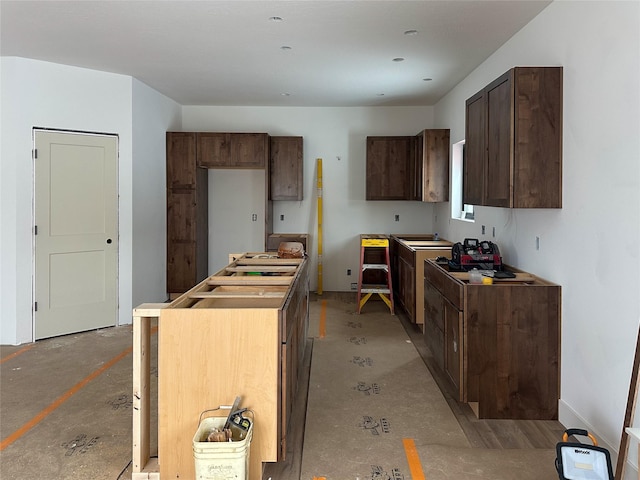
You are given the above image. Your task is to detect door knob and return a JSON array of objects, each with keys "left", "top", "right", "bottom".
[{"left": 106, "top": 238, "right": 112, "bottom": 244}]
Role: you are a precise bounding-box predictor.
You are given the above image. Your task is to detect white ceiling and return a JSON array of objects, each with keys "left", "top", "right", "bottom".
[{"left": 0, "top": 0, "right": 552, "bottom": 107}]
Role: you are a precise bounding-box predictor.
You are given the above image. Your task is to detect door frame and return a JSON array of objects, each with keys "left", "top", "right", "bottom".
[{"left": 31, "top": 127, "right": 120, "bottom": 342}]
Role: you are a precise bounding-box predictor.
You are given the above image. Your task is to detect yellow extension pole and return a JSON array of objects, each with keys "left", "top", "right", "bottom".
[{"left": 316, "top": 158, "right": 323, "bottom": 295}]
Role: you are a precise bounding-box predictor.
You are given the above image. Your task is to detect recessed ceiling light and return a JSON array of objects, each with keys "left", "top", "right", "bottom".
[
  {"left": 280, "top": 45, "right": 292, "bottom": 51},
  {"left": 404, "top": 29, "right": 418, "bottom": 36},
  {"left": 392, "top": 57, "right": 405, "bottom": 62},
  {"left": 423, "top": 78, "right": 433, "bottom": 81},
  {"left": 269, "top": 16, "right": 283, "bottom": 22}
]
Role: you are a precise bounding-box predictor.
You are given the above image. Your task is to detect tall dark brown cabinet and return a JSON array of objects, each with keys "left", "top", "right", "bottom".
[
  {"left": 167, "top": 132, "right": 305, "bottom": 296},
  {"left": 166, "top": 132, "right": 209, "bottom": 295},
  {"left": 464, "top": 66, "right": 563, "bottom": 208}
]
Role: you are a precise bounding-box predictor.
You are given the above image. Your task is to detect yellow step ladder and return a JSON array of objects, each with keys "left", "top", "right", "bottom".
[{"left": 357, "top": 234, "right": 394, "bottom": 314}]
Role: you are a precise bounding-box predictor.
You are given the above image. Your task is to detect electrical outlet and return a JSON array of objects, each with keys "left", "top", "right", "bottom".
[
  {"left": 251, "top": 213, "right": 257, "bottom": 221},
  {"left": 395, "top": 214, "right": 400, "bottom": 222},
  {"left": 481, "top": 225, "right": 486, "bottom": 235},
  {"left": 350, "top": 282, "right": 357, "bottom": 290},
  {"left": 347, "top": 269, "right": 351, "bottom": 276},
  {"left": 280, "top": 214, "right": 284, "bottom": 221},
  {"left": 492, "top": 226, "right": 496, "bottom": 238}
]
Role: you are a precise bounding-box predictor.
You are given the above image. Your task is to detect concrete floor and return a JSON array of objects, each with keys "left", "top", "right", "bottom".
[{"left": 1, "top": 297, "right": 559, "bottom": 479}]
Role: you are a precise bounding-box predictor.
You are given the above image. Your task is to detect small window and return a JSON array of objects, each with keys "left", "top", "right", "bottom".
[{"left": 451, "top": 140, "right": 474, "bottom": 221}]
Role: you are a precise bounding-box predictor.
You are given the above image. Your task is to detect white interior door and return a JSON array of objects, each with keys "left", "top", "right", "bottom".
[{"left": 34, "top": 130, "right": 118, "bottom": 340}]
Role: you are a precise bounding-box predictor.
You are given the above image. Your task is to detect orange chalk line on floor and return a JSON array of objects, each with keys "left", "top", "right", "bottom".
[
  {"left": 0, "top": 344, "right": 35, "bottom": 364},
  {"left": 319, "top": 299, "right": 327, "bottom": 338},
  {"left": 0, "top": 345, "right": 133, "bottom": 452},
  {"left": 403, "top": 438, "right": 427, "bottom": 480}
]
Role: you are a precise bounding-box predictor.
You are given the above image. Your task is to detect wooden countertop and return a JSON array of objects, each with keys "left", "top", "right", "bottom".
[{"left": 425, "top": 259, "right": 558, "bottom": 286}]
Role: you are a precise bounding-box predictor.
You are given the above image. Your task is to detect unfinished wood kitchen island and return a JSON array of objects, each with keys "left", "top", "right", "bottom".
[{"left": 132, "top": 253, "right": 309, "bottom": 480}]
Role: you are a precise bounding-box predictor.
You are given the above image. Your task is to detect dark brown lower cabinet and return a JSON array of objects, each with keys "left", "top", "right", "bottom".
[{"left": 424, "top": 260, "right": 560, "bottom": 419}]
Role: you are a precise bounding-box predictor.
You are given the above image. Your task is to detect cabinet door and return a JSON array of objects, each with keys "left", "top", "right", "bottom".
[
  {"left": 423, "top": 280, "right": 444, "bottom": 370},
  {"left": 270, "top": 136, "right": 303, "bottom": 200},
  {"left": 366, "top": 136, "right": 413, "bottom": 200},
  {"left": 231, "top": 133, "right": 268, "bottom": 168},
  {"left": 167, "top": 132, "right": 198, "bottom": 188},
  {"left": 513, "top": 67, "right": 563, "bottom": 208},
  {"left": 485, "top": 71, "right": 513, "bottom": 207},
  {"left": 197, "top": 132, "right": 231, "bottom": 167},
  {"left": 167, "top": 191, "right": 197, "bottom": 292},
  {"left": 416, "top": 129, "right": 451, "bottom": 202},
  {"left": 398, "top": 256, "right": 415, "bottom": 320},
  {"left": 463, "top": 93, "right": 485, "bottom": 206},
  {"left": 444, "top": 299, "right": 464, "bottom": 401}
]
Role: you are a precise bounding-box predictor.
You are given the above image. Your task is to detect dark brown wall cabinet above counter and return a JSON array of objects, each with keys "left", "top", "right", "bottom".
[
  {"left": 197, "top": 132, "right": 268, "bottom": 168},
  {"left": 366, "top": 136, "right": 413, "bottom": 200},
  {"left": 269, "top": 136, "right": 303, "bottom": 201},
  {"left": 464, "top": 66, "right": 563, "bottom": 208},
  {"left": 413, "top": 129, "right": 450, "bottom": 202},
  {"left": 366, "top": 129, "right": 450, "bottom": 201}
]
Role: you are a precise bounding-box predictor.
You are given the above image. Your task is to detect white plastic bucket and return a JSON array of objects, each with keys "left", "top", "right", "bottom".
[{"left": 192, "top": 409, "right": 253, "bottom": 480}]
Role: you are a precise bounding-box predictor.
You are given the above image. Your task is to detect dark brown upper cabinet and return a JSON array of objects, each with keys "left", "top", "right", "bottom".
[
  {"left": 167, "top": 131, "right": 199, "bottom": 189},
  {"left": 269, "top": 136, "right": 303, "bottom": 201},
  {"left": 366, "top": 131, "right": 450, "bottom": 202},
  {"left": 366, "top": 136, "right": 415, "bottom": 200},
  {"left": 413, "top": 129, "right": 450, "bottom": 202},
  {"left": 464, "top": 67, "right": 563, "bottom": 208},
  {"left": 197, "top": 132, "right": 268, "bottom": 169}
]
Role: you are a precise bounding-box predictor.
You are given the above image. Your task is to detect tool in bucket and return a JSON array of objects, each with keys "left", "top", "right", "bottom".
[
  {"left": 193, "top": 399, "right": 255, "bottom": 480},
  {"left": 555, "top": 428, "right": 614, "bottom": 480},
  {"left": 200, "top": 396, "right": 253, "bottom": 442}
]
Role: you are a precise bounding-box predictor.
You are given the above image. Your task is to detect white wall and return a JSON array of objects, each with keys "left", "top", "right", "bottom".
[
  {"left": 208, "top": 169, "right": 266, "bottom": 273},
  {"left": 433, "top": 1, "right": 640, "bottom": 473},
  {"left": 182, "top": 106, "right": 442, "bottom": 291},
  {"left": 0, "top": 57, "right": 133, "bottom": 345},
  {"left": 0, "top": 60, "right": 179, "bottom": 345},
  {"left": 132, "top": 78, "right": 182, "bottom": 307}
]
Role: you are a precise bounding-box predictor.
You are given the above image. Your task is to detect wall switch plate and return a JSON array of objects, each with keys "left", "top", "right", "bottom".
[{"left": 350, "top": 282, "right": 357, "bottom": 290}]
